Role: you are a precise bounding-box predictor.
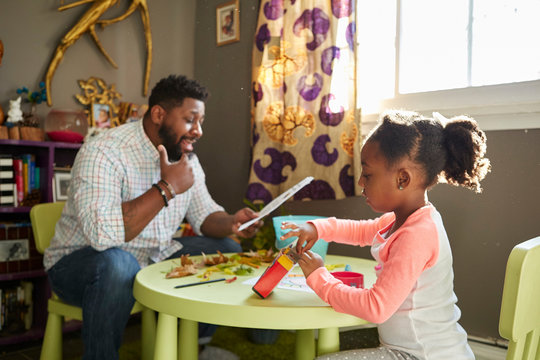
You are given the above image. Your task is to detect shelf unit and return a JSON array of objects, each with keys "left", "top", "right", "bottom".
[{"left": 0, "top": 139, "right": 81, "bottom": 345}]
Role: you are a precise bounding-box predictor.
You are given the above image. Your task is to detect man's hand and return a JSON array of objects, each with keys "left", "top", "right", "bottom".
[
  {"left": 298, "top": 250, "right": 324, "bottom": 278},
  {"left": 232, "top": 207, "right": 263, "bottom": 238},
  {"left": 158, "top": 145, "right": 194, "bottom": 194}
]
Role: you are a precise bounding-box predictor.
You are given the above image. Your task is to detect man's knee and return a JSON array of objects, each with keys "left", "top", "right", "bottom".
[
  {"left": 99, "top": 248, "right": 140, "bottom": 282},
  {"left": 221, "top": 237, "right": 242, "bottom": 253}
]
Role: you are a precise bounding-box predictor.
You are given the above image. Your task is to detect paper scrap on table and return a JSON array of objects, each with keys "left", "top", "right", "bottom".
[
  {"left": 243, "top": 274, "right": 315, "bottom": 294},
  {"left": 238, "top": 176, "right": 314, "bottom": 231}
]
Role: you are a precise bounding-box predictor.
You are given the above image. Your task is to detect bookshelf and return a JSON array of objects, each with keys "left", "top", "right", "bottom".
[{"left": 0, "top": 139, "right": 81, "bottom": 345}]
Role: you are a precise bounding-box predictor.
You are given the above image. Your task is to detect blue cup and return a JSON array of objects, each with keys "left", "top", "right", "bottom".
[{"left": 273, "top": 215, "right": 329, "bottom": 260}]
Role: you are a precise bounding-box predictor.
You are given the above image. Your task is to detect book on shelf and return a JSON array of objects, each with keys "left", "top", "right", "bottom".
[
  {"left": 22, "top": 155, "right": 29, "bottom": 197},
  {"left": 0, "top": 168, "right": 13, "bottom": 180},
  {"left": 0, "top": 155, "right": 14, "bottom": 180},
  {"left": 0, "top": 188, "right": 15, "bottom": 206},
  {"left": 0, "top": 154, "right": 13, "bottom": 168},
  {"left": 0, "top": 282, "right": 33, "bottom": 333},
  {"left": 4, "top": 154, "right": 40, "bottom": 205},
  {"left": 0, "top": 155, "right": 15, "bottom": 207},
  {"left": 0, "top": 183, "right": 13, "bottom": 192},
  {"left": 23, "top": 154, "right": 36, "bottom": 193},
  {"left": 13, "top": 158, "right": 23, "bottom": 204},
  {"left": 34, "top": 166, "right": 40, "bottom": 190}
]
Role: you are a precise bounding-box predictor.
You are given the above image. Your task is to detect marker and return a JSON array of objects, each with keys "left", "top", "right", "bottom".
[{"left": 174, "top": 278, "right": 226, "bottom": 289}]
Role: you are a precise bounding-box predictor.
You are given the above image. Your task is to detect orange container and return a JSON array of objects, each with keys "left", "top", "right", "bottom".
[
  {"left": 331, "top": 271, "right": 364, "bottom": 288},
  {"left": 252, "top": 247, "right": 299, "bottom": 299}
]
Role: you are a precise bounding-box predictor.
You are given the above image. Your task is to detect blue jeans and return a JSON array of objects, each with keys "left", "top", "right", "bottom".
[{"left": 47, "top": 236, "right": 241, "bottom": 360}]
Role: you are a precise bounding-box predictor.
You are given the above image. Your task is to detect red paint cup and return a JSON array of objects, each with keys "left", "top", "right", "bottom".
[{"left": 331, "top": 271, "right": 364, "bottom": 288}]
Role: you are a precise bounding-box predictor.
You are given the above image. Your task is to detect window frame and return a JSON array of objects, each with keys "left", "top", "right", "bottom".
[{"left": 359, "top": 0, "right": 540, "bottom": 132}]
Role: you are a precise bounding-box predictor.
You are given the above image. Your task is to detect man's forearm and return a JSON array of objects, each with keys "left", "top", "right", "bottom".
[
  {"left": 200, "top": 211, "right": 235, "bottom": 238},
  {"left": 121, "top": 186, "right": 167, "bottom": 242}
]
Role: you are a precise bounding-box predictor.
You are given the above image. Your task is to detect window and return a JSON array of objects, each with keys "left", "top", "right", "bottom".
[{"left": 357, "top": 0, "right": 540, "bottom": 131}]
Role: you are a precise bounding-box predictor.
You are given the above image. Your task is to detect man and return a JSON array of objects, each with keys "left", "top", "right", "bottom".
[{"left": 44, "top": 75, "right": 262, "bottom": 360}]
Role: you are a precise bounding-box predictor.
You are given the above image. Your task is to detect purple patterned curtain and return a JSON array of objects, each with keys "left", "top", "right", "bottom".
[{"left": 246, "top": 0, "right": 360, "bottom": 204}]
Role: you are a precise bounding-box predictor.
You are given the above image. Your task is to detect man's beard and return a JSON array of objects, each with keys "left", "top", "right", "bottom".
[{"left": 158, "top": 124, "right": 185, "bottom": 162}]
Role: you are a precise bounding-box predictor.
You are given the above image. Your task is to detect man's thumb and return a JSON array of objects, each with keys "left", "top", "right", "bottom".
[{"left": 158, "top": 145, "right": 169, "bottom": 164}]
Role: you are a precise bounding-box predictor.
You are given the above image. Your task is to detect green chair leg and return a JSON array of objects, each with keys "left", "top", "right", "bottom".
[
  {"left": 141, "top": 307, "right": 156, "bottom": 360},
  {"left": 296, "top": 329, "right": 316, "bottom": 360},
  {"left": 178, "top": 319, "right": 198, "bottom": 360},
  {"left": 317, "top": 327, "right": 340, "bottom": 355},
  {"left": 154, "top": 313, "right": 178, "bottom": 360},
  {"left": 40, "top": 313, "right": 63, "bottom": 360}
]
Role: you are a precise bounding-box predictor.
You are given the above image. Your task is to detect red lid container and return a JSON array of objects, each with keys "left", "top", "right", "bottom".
[{"left": 331, "top": 271, "right": 364, "bottom": 288}]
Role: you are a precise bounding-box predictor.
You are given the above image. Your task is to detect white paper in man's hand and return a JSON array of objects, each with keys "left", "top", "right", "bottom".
[{"left": 238, "top": 176, "right": 314, "bottom": 231}]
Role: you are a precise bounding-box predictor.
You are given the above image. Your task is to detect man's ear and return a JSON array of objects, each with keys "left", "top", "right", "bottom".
[
  {"left": 149, "top": 105, "right": 165, "bottom": 125},
  {"left": 397, "top": 168, "right": 411, "bottom": 190}
]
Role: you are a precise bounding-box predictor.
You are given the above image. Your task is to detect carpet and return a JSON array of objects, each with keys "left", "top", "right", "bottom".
[
  {"left": 207, "top": 326, "right": 380, "bottom": 360},
  {"left": 113, "top": 325, "right": 379, "bottom": 360}
]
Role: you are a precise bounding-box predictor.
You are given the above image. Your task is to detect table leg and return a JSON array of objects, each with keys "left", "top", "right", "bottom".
[
  {"left": 317, "top": 327, "right": 340, "bottom": 355},
  {"left": 154, "top": 312, "right": 177, "bottom": 360},
  {"left": 141, "top": 307, "right": 156, "bottom": 360},
  {"left": 295, "top": 329, "right": 316, "bottom": 360},
  {"left": 178, "top": 319, "right": 198, "bottom": 360}
]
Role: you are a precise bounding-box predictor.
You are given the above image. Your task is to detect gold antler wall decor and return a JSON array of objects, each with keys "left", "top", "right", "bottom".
[
  {"left": 0, "top": 39, "right": 4, "bottom": 66},
  {"left": 45, "top": 0, "right": 152, "bottom": 106},
  {"left": 75, "top": 77, "right": 122, "bottom": 127}
]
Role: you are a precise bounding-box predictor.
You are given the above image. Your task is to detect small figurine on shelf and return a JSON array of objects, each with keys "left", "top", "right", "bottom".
[
  {"left": 6, "top": 96, "right": 23, "bottom": 123},
  {"left": 5, "top": 97, "right": 23, "bottom": 139},
  {"left": 5, "top": 83, "right": 47, "bottom": 141}
]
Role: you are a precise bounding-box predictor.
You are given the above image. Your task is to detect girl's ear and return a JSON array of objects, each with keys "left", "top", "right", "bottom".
[{"left": 397, "top": 169, "right": 411, "bottom": 190}]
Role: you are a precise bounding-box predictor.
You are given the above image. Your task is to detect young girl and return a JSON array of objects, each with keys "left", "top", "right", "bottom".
[{"left": 280, "top": 110, "right": 490, "bottom": 360}]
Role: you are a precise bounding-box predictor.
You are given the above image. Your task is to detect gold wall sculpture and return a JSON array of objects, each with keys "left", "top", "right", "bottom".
[
  {"left": 45, "top": 0, "right": 152, "bottom": 106},
  {"left": 75, "top": 77, "right": 122, "bottom": 128},
  {"left": 0, "top": 39, "right": 4, "bottom": 66}
]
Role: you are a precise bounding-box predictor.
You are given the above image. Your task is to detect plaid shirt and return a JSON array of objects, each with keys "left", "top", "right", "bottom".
[{"left": 44, "top": 121, "right": 224, "bottom": 270}]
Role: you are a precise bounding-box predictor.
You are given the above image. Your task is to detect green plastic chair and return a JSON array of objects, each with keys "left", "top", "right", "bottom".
[
  {"left": 30, "top": 202, "right": 155, "bottom": 360},
  {"left": 499, "top": 236, "right": 540, "bottom": 360}
]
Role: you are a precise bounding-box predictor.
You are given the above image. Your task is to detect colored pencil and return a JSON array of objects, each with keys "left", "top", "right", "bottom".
[{"left": 174, "top": 278, "right": 227, "bottom": 289}]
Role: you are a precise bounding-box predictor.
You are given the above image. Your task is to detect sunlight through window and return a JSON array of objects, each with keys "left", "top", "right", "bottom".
[
  {"left": 472, "top": 0, "right": 540, "bottom": 86},
  {"left": 356, "top": 0, "right": 540, "bottom": 114}
]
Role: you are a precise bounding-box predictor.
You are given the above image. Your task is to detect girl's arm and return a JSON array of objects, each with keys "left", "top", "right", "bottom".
[
  {"left": 307, "top": 225, "right": 438, "bottom": 323},
  {"left": 310, "top": 213, "right": 394, "bottom": 247}
]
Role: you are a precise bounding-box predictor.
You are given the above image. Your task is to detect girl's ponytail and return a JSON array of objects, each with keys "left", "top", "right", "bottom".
[{"left": 442, "top": 116, "right": 491, "bottom": 193}]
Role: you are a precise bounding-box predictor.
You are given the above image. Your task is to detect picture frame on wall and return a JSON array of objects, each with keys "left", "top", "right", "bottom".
[
  {"left": 53, "top": 171, "right": 71, "bottom": 202},
  {"left": 216, "top": 0, "right": 240, "bottom": 46}
]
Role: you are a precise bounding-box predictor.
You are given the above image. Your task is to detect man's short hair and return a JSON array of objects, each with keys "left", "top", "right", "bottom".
[{"left": 148, "top": 75, "right": 209, "bottom": 111}]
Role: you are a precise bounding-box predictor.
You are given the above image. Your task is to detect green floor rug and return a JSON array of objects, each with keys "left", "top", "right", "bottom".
[
  {"left": 208, "top": 326, "right": 380, "bottom": 360},
  {"left": 59, "top": 324, "right": 379, "bottom": 360}
]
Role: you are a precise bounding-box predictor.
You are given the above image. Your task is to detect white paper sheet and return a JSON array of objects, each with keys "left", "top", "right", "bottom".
[
  {"left": 238, "top": 176, "right": 314, "bottom": 231},
  {"left": 243, "top": 273, "right": 315, "bottom": 293}
]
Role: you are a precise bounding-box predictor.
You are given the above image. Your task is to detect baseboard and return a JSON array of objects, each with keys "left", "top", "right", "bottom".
[{"left": 468, "top": 341, "right": 507, "bottom": 360}]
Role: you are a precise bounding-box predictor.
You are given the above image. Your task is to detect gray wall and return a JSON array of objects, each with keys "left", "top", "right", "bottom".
[
  {"left": 0, "top": 0, "right": 196, "bottom": 118},
  {"left": 2, "top": 0, "right": 539, "bottom": 342},
  {"left": 194, "top": 1, "right": 540, "bottom": 340},
  {"left": 194, "top": 0, "right": 259, "bottom": 212}
]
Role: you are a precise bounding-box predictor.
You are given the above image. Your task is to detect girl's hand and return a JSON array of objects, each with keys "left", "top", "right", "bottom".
[
  {"left": 298, "top": 250, "right": 324, "bottom": 278},
  {"left": 279, "top": 221, "right": 319, "bottom": 255},
  {"left": 158, "top": 145, "right": 194, "bottom": 194}
]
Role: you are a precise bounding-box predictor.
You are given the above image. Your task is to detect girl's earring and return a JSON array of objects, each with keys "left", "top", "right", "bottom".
[{"left": 398, "top": 185, "right": 404, "bottom": 190}]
